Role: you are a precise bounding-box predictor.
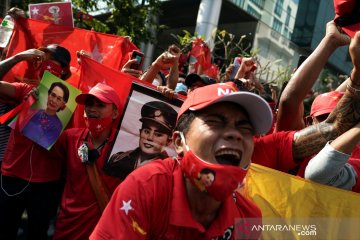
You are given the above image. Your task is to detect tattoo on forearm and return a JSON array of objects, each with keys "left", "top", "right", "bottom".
[{"left": 293, "top": 93, "right": 360, "bottom": 160}]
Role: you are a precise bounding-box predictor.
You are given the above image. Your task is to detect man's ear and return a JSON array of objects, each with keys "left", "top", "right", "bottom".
[
  {"left": 112, "top": 108, "right": 119, "bottom": 120},
  {"left": 173, "top": 131, "right": 184, "bottom": 156}
]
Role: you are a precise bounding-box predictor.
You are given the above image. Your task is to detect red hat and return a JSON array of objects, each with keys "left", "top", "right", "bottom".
[
  {"left": 177, "top": 82, "right": 273, "bottom": 135},
  {"left": 334, "top": 0, "right": 360, "bottom": 37},
  {"left": 75, "top": 83, "right": 121, "bottom": 110},
  {"left": 310, "top": 91, "right": 344, "bottom": 117}
]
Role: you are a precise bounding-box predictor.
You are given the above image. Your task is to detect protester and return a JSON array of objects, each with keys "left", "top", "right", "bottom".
[
  {"left": 104, "top": 101, "right": 177, "bottom": 179},
  {"left": 52, "top": 83, "right": 123, "bottom": 240},
  {"left": 275, "top": 20, "right": 350, "bottom": 132},
  {"left": 140, "top": 45, "right": 182, "bottom": 100},
  {"left": 90, "top": 29, "right": 360, "bottom": 239},
  {"left": 184, "top": 73, "right": 216, "bottom": 92},
  {"left": 306, "top": 91, "right": 344, "bottom": 125},
  {"left": 174, "top": 73, "right": 188, "bottom": 96},
  {"left": 140, "top": 45, "right": 180, "bottom": 87},
  {"left": 0, "top": 44, "right": 71, "bottom": 240},
  {"left": 21, "top": 82, "right": 69, "bottom": 149},
  {"left": 90, "top": 82, "right": 271, "bottom": 239},
  {"left": 0, "top": 7, "right": 26, "bottom": 165}
]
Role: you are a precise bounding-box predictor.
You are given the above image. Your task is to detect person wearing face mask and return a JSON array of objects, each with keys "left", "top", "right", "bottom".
[
  {"left": 104, "top": 101, "right": 177, "bottom": 180},
  {"left": 90, "top": 82, "right": 273, "bottom": 239},
  {"left": 51, "top": 83, "right": 124, "bottom": 240},
  {"left": 0, "top": 44, "right": 71, "bottom": 240}
]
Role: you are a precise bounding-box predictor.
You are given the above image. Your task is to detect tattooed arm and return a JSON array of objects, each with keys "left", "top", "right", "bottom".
[
  {"left": 292, "top": 31, "right": 360, "bottom": 161},
  {"left": 276, "top": 21, "right": 350, "bottom": 132}
]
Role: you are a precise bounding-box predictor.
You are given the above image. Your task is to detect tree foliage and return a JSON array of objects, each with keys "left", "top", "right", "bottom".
[{"left": 72, "top": 0, "right": 164, "bottom": 45}]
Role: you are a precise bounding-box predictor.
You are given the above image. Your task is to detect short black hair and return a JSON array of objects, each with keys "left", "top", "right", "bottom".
[
  {"left": 48, "top": 82, "right": 70, "bottom": 103},
  {"left": 200, "top": 168, "right": 216, "bottom": 176},
  {"left": 174, "top": 110, "right": 197, "bottom": 136}
]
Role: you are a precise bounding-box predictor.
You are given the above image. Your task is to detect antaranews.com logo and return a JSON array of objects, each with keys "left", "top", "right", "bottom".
[{"left": 235, "top": 218, "right": 317, "bottom": 239}]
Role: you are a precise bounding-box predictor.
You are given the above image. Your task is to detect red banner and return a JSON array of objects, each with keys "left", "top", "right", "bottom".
[
  {"left": 4, "top": 17, "right": 139, "bottom": 84},
  {"left": 71, "top": 55, "right": 154, "bottom": 128}
]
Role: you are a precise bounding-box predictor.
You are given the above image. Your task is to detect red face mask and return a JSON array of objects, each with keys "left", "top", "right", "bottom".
[
  {"left": 178, "top": 133, "right": 248, "bottom": 202},
  {"left": 38, "top": 60, "right": 63, "bottom": 78},
  {"left": 84, "top": 116, "right": 113, "bottom": 137}
]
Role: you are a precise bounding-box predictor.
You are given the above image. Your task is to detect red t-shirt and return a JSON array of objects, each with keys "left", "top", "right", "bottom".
[
  {"left": 90, "top": 158, "right": 262, "bottom": 240},
  {"left": 53, "top": 128, "right": 122, "bottom": 240},
  {"left": 1, "top": 83, "right": 63, "bottom": 182},
  {"left": 253, "top": 131, "right": 296, "bottom": 172}
]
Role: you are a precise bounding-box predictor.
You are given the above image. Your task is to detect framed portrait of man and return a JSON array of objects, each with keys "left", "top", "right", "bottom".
[
  {"left": 10, "top": 71, "right": 81, "bottom": 150},
  {"left": 104, "top": 82, "right": 183, "bottom": 179}
]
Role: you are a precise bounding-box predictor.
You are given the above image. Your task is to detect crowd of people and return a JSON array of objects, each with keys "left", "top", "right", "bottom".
[{"left": 1, "top": 1, "right": 360, "bottom": 239}]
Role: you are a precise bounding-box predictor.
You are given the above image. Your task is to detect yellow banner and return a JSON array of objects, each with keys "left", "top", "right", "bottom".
[{"left": 243, "top": 163, "right": 360, "bottom": 240}]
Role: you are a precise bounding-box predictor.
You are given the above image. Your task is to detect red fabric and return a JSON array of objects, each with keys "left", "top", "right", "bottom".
[
  {"left": 253, "top": 131, "right": 296, "bottom": 173},
  {"left": 189, "top": 38, "right": 211, "bottom": 71},
  {"left": 90, "top": 158, "right": 261, "bottom": 240},
  {"left": 0, "top": 101, "right": 27, "bottom": 124},
  {"left": 295, "top": 157, "right": 311, "bottom": 178},
  {"left": 70, "top": 56, "right": 148, "bottom": 128},
  {"left": 349, "top": 158, "right": 360, "bottom": 193},
  {"left": 53, "top": 128, "right": 122, "bottom": 240},
  {"left": 4, "top": 17, "right": 138, "bottom": 83},
  {"left": 202, "top": 63, "right": 219, "bottom": 81},
  {"left": 334, "top": 0, "right": 359, "bottom": 37},
  {"left": 1, "top": 83, "right": 64, "bottom": 182}
]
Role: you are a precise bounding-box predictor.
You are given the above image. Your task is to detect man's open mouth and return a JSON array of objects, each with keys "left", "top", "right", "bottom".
[{"left": 215, "top": 149, "right": 241, "bottom": 166}]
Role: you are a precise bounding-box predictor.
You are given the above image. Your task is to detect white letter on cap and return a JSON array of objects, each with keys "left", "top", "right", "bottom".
[{"left": 218, "top": 88, "right": 234, "bottom": 96}]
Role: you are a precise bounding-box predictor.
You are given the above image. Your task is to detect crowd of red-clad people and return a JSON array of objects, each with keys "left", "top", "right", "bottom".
[{"left": 1, "top": 1, "right": 360, "bottom": 239}]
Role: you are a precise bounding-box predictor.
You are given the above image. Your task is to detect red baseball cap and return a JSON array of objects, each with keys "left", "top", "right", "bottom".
[
  {"left": 177, "top": 82, "right": 273, "bottom": 135},
  {"left": 310, "top": 91, "right": 344, "bottom": 117},
  {"left": 76, "top": 83, "right": 121, "bottom": 110},
  {"left": 334, "top": 0, "right": 360, "bottom": 38}
]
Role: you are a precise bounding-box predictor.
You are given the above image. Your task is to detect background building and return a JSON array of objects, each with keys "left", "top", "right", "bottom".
[{"left": 155, "top": 0, "right": 351, "bottom": 88}]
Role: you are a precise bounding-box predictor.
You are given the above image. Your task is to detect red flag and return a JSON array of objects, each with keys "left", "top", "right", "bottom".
[
  {"left": 203, "top": 63, "right": 219, "bottom": 81},
  {"left": 189, "top": 38, "right": 211, "bottom": 71},
  {"left": 71, "top": 55, "right": 154, "bottom": 128},
  {"left": 29, "top": 2, "right": 74, "bottom": 27},
  {"left": 4, "top": 17, "right": 139, "bottom": 84}
]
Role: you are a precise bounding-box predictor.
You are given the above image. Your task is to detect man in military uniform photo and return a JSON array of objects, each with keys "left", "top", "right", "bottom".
[{"left": 104, "top": 101, "right": 177, "bottom": 179}]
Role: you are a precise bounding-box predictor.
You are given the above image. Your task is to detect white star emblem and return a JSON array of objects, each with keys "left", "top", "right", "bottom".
[
  {"left": 91, "top": 45, "right": 104, "bottom": 62},
  {"left": 120, "top": 200, "right": 133, "bottom": 215},
  {"left": 46, "top": 65, "right": 52, "bottom": 70},
  {"left": 96, "top": 124, "right": 102, "bottom": 130},
  {"left": 32, "top": 7, "right": 39, "bottom": 15}
]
